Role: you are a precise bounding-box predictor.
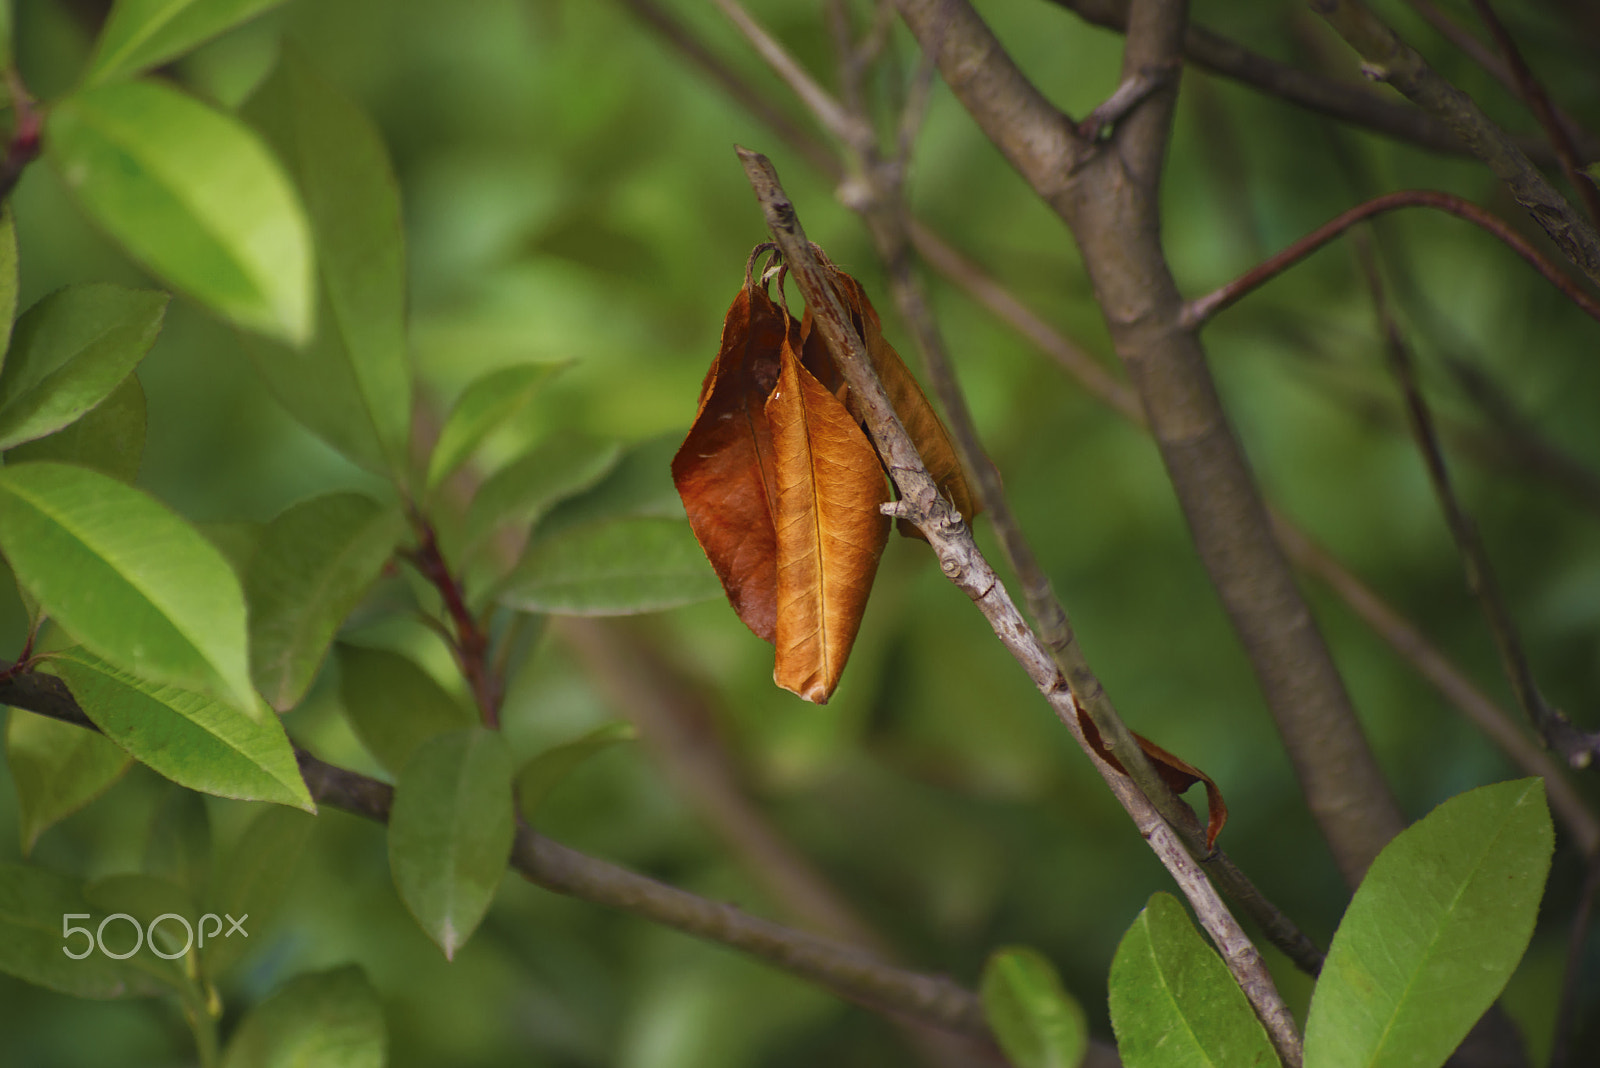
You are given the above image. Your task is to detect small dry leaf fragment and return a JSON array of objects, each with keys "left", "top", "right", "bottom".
[
  {"left": 1077, "top": 705, "right": 1230, "bottom": 848},
  {"left": 766, "top": 327, "right": 889, "bottom": 703},
  {"left": 671, "top": 283, "right": 786, "bottom": 640}
]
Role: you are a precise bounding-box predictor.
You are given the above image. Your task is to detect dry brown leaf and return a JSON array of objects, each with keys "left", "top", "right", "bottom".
[
  {"left": 766, "top": 327, "right": 889, "bottom": 703},
  {"left": 1077, "top": 706, "right": 1230, "bottom": 848},
  {"left": 671, "top": 283, "right": 786, "bottom": 640}
]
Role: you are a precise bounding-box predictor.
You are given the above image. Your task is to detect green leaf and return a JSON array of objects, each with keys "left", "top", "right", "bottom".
[
  {"left": 200, "top": 519, "right": 264, "bottom": 577},
  {"left": 981, "top": 946, "right": 1089, "bottom": 1068},
  {"left": 0, "top": 206, "right": 17, "bottom": 363},
  {"left": 535, "top": 431, "right": 685, "bottom": 540},
  {"left": 83, "top": 0, "right": 289, "bottom": 87},
  {"left": 5, "top": 708, "right": 131, "bottom": 854},
  {"left": 515, "top": 721, "right": 635, "bottom": 824},
  {"left": 0, "top": 461, "right": 258, "bottom": 714},
  {"left": 1303, "top": 778, "right": 1553, "bottom": 1068},
  {"left": 0, "top": 861, "right": 167, "bottom": 998},
  {"left": 463, "top": 431, "right": 621, "bottom": 550},
  {"left": 244, "top": 50, "right": 410, "bottom": 477},
  {"left": 337, "top": 644, "right": 477, "bottom": 777},
  {"left": 47, "top": 650, "right": 314, "bottom": 812},
  {"left": 0, "top": 284, "right": 165, "bottom": 450},
  {"left": 1108, "top": 892, "right": 1279, "bottom": 1068},
  {"left": 426, "top": 362, "right": 562, "bottom": 490},
  {"left": 143, "top": 784, "right": 211, "bottom": 893},
  {"left": 221, "top": 964, "right": 385, "bottom": 1068},
  {"left": 501, "top": 516, "right": 721, "bottom": 616},
  {"left": 204, "top": 805, "right": 314, "bottom": 975},
  {"left": 387, "top": 727, "right": 513, "bottom": 959},
  {"left": 84, "top": 872, "right": 197, "bottom": 960},
  {"left": 246, "top": 493, "right": 404, "bottom": 711},
  {"left": 6, "top": 373, "right": 147, "bottom": 481},
  {"left": 45, "top": 79, "right": 312, "bottom": 345}
]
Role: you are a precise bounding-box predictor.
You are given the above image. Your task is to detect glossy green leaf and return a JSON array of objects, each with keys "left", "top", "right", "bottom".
[
  {"left": 464, "top": 431, "right": 621, "bottom": 550},
  {"left": 0, "top": 284, "right": 165, "bottom": 450},
  {"left": 83, "top": 0, "right": 288, "bottom": 87},
  {"left": 427, "top": 362, "right": 562, "bottom": 489},
  {"left": 0, "top": 461, "right": 257, "bottom": 714},
  {"left": 515, "top": 721, "right": 634, "bottom": 824},
  {"left": 5, "top": 708, "right": 131, "bottom": 854},
  {"left": 388, "top": 727, "right": 513, "bottom": 959},
  {"left": 0, "top": 207, "right": 17, "bottom": 363},
  {"left": 981, "top": 946, "right": 1089, "bottom": 1068},
  {"left": 6, "top": 373, "right": 146, "bottom": 481},
  {"left": 1109, "top": 892, "right": 1279, "bottom": 1068},
  {"left": 0, "top": 862, "right": 167, "bottom": 998},
  {"left": 245, "top": 50, "right": 410, "bottom": 477},
  {"left": 48, "top": 650, "right": 314, "bottom": 812},
  {"left": 535, "top": 432, "right": 685, "bottom": 540},
  {"left": 221, "top": 964, "right": 385, "bottom": 1068},
  {"left": 200, "top": 519, "right": 264, "bottom": 578},
  {"left": 502, "top": 516, "right": 720, "bottom": 616},
  {"left": 46, "top": 80, "right": 312, "bottom": 345},
  {"left": 205, "top": 805, "right": 315, "bottom": 975},
  {"left": 1303, "top": 778, "right": 1553, "bottom": 1068},
  {"left": 247, "top": 493, "right": 403, "bottom": 711},
  {"left": 337, "top": 643, "right": 477, "bottom": 777}
]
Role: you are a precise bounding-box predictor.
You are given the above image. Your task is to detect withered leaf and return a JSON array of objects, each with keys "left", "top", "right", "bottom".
[
  {"left": 767, "top": 326, "right": 889, "bottom": 703},
  {"left": 671, "top": 283, "right": 785, "bottom": 640},
  {"left": 1077, "top": 705, "right": 1230, "bottom": 848}
]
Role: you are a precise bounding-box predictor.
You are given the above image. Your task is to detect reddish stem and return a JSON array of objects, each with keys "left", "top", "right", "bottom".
[
  {"left": 406, "top": 518, "right": 502, "bottom": 728},
  {"left": 1182, "top": 189, "right": 1600, "bottom": 327},
  {"left": 0, "top": 69, "right": 41, "bottom": 205}
]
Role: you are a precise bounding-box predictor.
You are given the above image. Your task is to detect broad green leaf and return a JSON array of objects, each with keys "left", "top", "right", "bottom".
[
  {"left": 0, "top": 861, "right": 168, "bottom": 998},
  {"left": 981, "top": 946, "right": 1089, "bottom": 1068},
  {"left": 426, "top": 362, "right": 562, "bottom": 489},
  {"left": 515, "top": 721, "right": 635, "bottom": 823},
  {"left": 0, "top": 284, "right": 165, "bottom": 450},
  {"left": 0, "top": 207, "right": 16, "bottom": 363},
  {"left": 535, "top": 432, "right": 685, "bottom": 540},
  {"left": 337, "top": 644, "right": 476, "bottom": 776},
  {"left": 83, "top": 0, "right": 288, "bottom": 87},
  {"left": 247, "top": 493, "right": 404, "bottom": 711},
  {"left": 205, "top": 805, "right": 314, "bottom": 975},
  {"left": 388, "top": 727, "right": 512, "bottom": 959},
  {"left": 5, "top": 707, "right": 131, "bottom": 854},
  {"left": 1109, "top": 893, "right": 1279, "bottom": 1068},
  {"left": 84, "top": 872, "right": 197, "bottom": 962},
  {"left": 6, "top": 373, "right": 146, "bottom": 481},
  {"left": 48, "top": 650, "right": 314, "bottom": 812},
  {"left": 143, "top": 784, "right": 211, "bottom": 893},
  {"left": 221, "top": 964, "right": 385, "bottom": 1068},
  {"left": 502, "top": 516, "right": 721, "bottom": 616},
  {"left": 1303, "top": 778, "right": 1553, "bottom": 1068},
  {"left": 464, "top": 431, "right": 621, "bottom": 550},
  {"left": 201, "top": 519, "right": 264, "bottom": 578},
  {"left": 245, "top": 50, "right": 410, "bottom": 477},
  {"left": 0, "top": 461, "right": 257, "bottom": 714},
  {"left": 46, "top": 80, "right": 312, "bottom": 345}
]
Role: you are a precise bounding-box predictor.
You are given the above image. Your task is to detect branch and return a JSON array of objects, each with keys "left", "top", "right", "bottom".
[
  {"left": 737, "top": 148, "right": 1304, "bottom": 1067},
  {"left": 1181, "top": 189, "right": 1600, "bottom": 328}
]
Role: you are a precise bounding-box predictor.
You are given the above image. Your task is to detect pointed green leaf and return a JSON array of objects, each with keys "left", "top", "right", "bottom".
[
  {"left": 0, "top": 862, "right": 168, "bottom": 998},
  {"left": 46, "top": 80, "right": 312, "bottom": 344},
  {"left": 426, "top": 363, "right": 562, "bottom": 489},
  {"left": 388, "top": 727, "right": 512, "bottom": 959},
  {"left": 1304, "top": 779, "right": 1553, "bottom": 1068},
  {"left": 84, "top": 872, "right": 197, "bottom": 963},
  {"left": 0, "top": 461, "right": 257, "bottom": 714},
  {"left": 515, "top": 721, "right": 634, "bottom": 824},
  {"left": 337, "top": 644, "right": 477, "bottom": 777},
  {"left": 221, "top": 964, "right": 385, "bottom": 1068},
  {"left": 464, "top": 432, "right": 621, "bottom": 550},
  {"left": 5, "top": 708, "right": 131, "bottom": 854},
  {"left": 200, "top": 519, "right": 264, "bottom": 577},
  {"left": 6, "top": 373, "right": 146, "bottom": 481},
  {"left": 0, "top": 206, "right": 17, "bottom": 364},
  {"left": 502, "top": 516, "right": 720, "bottom": 616},
  {"left": 205, "top": 805, "right": 314, "bottom": 975},
  {"left": 83, "top": 0, "right": 289, "bottom": 87},
  {"left": 47, "top": 650, "right": 314, "bottom": 811},
  {"left": 247, "top": 493, "right": 403, "bottom": 711},
  {"left": 1109, "top": 893, "right": 1279, "bottom": 1068},
  {"left": 244, "top": 50, "right": 410, "bottom": 476},
  {"left": 535, "top": 432, "right": 685, "bottom": 539},
  {"left": 981, "top": 946, "right": 1089, "bottom": 1068},
  {"left": 0, "top": 284, "right": 165, "bottom": 450}
]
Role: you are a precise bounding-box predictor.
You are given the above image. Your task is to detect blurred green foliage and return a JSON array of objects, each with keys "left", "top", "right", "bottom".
[{"left": 2, "top": 0, "right": 1598, "bottom": 1064}]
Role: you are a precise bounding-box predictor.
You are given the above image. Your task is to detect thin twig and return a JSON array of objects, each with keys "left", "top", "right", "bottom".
[
  {"left": 1182, "top": 188, "right": 1600, "bottom": 329},
  {"left": 403, "top": 516, "right": 501, "bottom": 727}
]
